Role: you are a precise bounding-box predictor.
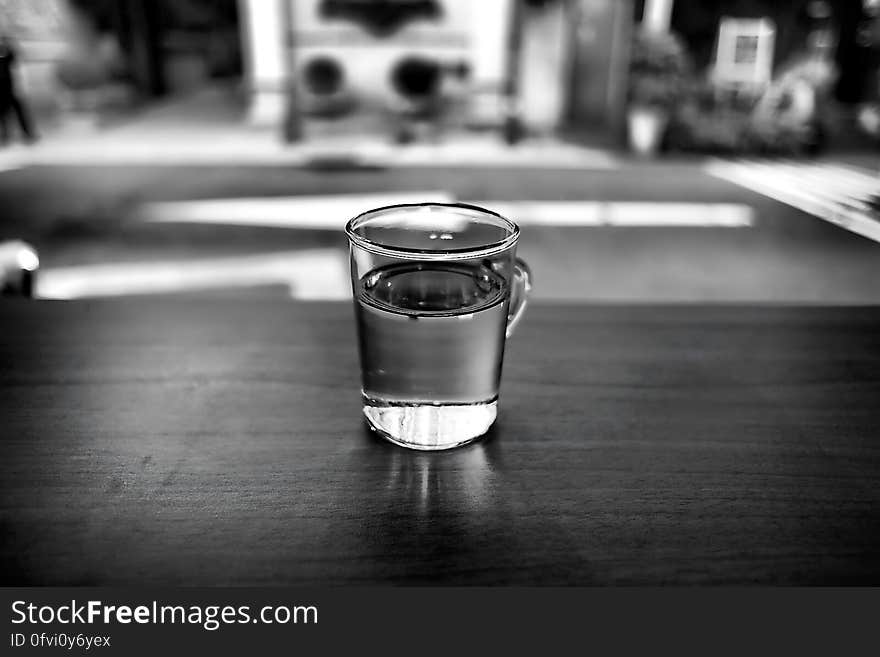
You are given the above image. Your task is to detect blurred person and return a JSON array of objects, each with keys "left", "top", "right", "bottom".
[{"left": 0, "top": 33, "right": 37, "bottom": 146}]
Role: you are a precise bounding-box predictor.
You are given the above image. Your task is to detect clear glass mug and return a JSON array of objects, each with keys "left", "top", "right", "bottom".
[{"left": 346, "top": 203, "right": 531, "bottom": 450}]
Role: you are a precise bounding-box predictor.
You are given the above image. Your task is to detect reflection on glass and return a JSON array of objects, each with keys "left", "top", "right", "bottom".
[{"left": 384, "top": 441, "right": 493, "bottom": 516}]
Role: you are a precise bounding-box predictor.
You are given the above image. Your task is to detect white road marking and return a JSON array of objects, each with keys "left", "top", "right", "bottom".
[
  {"left": 143, "top": 197, "right": 754, "bottom": 228},
  {"left": 748, "top": 161, "right": 875, "bottom": 209},
  {"left": 36, "top": 249, "right": 350, "bottom": 300},
  {"left": 0, "top": 155, "right": 24, "bottom": 173},
  {"left": 480, "top": 201, "right": 753, "bottom": 227},
  {"left": 813, "top": 163, "right": 880, "bottom": 197},
  {"left": 39, "top": 197, "right": 754, "bottom": 300},
  {"left": 707, "top": 159, "right": 880, "bottom": 244},
  {"left": 141, "top": 192, "right": 455, "bottom": 228}
]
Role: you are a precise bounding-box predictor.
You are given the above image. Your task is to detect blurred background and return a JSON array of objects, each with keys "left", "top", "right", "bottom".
[{"left": 0, "top": 0, "right": 878, "bottom": 303}]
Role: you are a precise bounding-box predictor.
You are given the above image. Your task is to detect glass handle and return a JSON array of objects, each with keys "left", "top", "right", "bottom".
[{"left": 506, "top": 258, "right": 532, "bottom": 338}]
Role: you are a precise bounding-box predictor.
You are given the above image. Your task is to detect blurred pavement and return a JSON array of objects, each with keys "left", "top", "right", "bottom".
[{"left": 0, "top": 88, "right": 616, "bottom": 170}]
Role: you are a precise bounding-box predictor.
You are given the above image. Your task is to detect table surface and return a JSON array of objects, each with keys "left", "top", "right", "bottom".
[{"left": 1, "top": 299, "right": 878, "bottom": 585}]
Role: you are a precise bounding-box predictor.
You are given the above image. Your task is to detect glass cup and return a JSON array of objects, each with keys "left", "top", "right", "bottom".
[{"left": 346, "top": 202, "right": 531, "bottom": 450}]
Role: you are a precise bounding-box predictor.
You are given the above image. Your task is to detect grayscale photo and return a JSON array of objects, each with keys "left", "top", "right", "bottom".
[{"left": 1, "top": 0, "right": 879, "bottom": 595}]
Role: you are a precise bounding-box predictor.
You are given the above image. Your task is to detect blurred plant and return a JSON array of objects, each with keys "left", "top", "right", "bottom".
[
  {"left": 665, "top": 51, "right": 841, "bottom": 156},
  {"left": 627, "top": 28, "right": 690, "bottom": 111},
  {"left": 626, "top": 28, "right": 691, "bottom": 156},
  {"left": 665, "top": 80, "right": 758, "bottom": 154},
  {"left": 749, "top": 55, "right": 838, "bottom": 155}
]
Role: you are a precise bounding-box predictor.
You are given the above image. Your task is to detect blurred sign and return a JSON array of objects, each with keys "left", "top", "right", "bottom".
[
  {"left": 712, "top": 17, "right": 775, "bottom": 89},
  {"left": 320, "top": 0, "right": 442, "bottom": 36}
]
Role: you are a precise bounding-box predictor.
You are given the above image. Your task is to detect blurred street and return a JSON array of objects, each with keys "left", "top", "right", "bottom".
[
  {"left": 1, "top": 0, "right": 879, "bottom": 303},
  {"left": 1, "top": 133, "right": 878, "bottom": 303}
]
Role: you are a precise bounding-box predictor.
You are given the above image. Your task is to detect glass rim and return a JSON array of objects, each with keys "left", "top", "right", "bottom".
[{"left": 345, "top": 202, "right": 520, "bottom": 260}]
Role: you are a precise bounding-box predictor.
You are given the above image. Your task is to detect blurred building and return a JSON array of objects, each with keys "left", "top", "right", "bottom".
[
  {"left": 242, "top": 0, "right": 633, "bottom": 137},
  {"left": 0, "top": 0, "right": 635, "bottom": 139},
  {"left": 0, "top": 0, "right": 71, "bottom": 113},
  {"left": 0, "top": 0, "right": 242, "bottom": 114},
  {"left": 2, "top": 0, "right": 876, "bottom": 142},
  {"left": 649, "top": 0, "right": 880, "bottom": 105}
]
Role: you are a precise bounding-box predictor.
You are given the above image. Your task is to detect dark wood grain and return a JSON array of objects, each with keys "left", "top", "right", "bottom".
[{"left": 1, "top": 299, "right": 878, "bottom": 585}]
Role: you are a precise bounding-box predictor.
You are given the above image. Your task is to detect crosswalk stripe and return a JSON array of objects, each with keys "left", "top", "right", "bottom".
[
  {"left": 742, "top": 162, "right": 873, "bottom": 212},
  {"left": 715, "top": 162, "right": 862, "bottom": 216},
  {"left": 0, "top": 159, "right": 23, "bottom": 173},
  {"left": 812, "top": 163, "right": 879, "bottom": 197},
  {"left": 38, "top": 196, "right": 754, "bottom": 300},
  {"left": 36, "top": 249, "right": 351, "bottom": 300},
  {"left": 707, "top": 159, "right": 880, "bottom": 244},
  {"left": 775, "top": 162, "right": 876, "bottom": 204}
]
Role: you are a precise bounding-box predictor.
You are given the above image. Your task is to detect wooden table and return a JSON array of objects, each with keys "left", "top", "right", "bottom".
[{"left": 1, "top": 299, "right": 878, "bottom": 585}]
